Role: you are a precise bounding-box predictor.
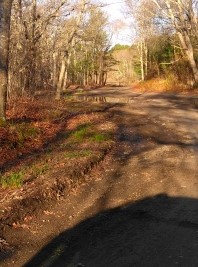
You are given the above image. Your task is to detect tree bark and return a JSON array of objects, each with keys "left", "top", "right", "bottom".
[
  {"left": 0, "top": 0, "right": 12, "bottom": 120},
  {"left": 29, "top": 0, "right": 37, "bottom": 94},
  {"left": 53, "top": 51, "right": 58, "bottom": 90},
  {"left": 55, "top": 0, "right": 87, "bottom": 99},
  {"left": 140, "top": 41, "right": 145, "bottom": 81},
  {"left": 55, "top": 54, "right": 67, "bottom": 100},
  {"left": 164, "top": 0, "right": 198, "bottom": 83},
  {"left": 144, "top": 41, "right": 148, "bottom": 79},
  {"left": 178, "top": 31, "right": 198, "bottom": 83}
]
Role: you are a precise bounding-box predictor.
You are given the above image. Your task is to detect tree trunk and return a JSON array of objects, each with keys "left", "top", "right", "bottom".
[
  {"left": 62, "top": 69, "right": 67, "bottom": 90},
  {"left": 56, "top": 54, "right": 67, "bottom": 100},
  {"left": 140, "top": 41, "right": 145, "bottom": 81},
  {"left": 29, "top": 0, "right": 37, "bottom": 94},
  {"left": 179, "top": 32, "right": 198, "bottom": 83},
  {"left": 164, "top": 0, "right": 198, "bottom": 84},
  {"left": 63, "top": 53, "right": 71, "bottom": 90},
  {"left": 99, "top": 53, "right": 104, "bottom": 86},
  {"left": 53, "top": 51, "right": 58, "bottom": 90},
  {"left": 144, "top": 41, "right": 148, "bottom": 79},
  {"left": 104, "top": 71, "right": 107, "bottom": 85},
  {"left": 0, "top": 0, "right": 12, "bottom": 120}
]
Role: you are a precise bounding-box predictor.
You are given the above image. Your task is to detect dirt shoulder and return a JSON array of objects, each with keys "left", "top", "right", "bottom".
[{"left": 0, "top": 96, "right": 116, "bottom": 256}]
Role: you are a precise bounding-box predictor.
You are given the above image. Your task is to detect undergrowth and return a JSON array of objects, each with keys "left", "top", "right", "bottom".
[
  {"left": 30, "top": 164, "right": 49, "bottom": 178},
  {"left": 134, "top": 76, "right": 189, "bottom": 93},
  {"left": 0, "top": 97, "right": 113, "bottom": 189},
  {"left": 0, "top": 171, "right": 23, "bottom": 188},
  {"left": 64, "top": 150, "right": 93, "bottom": 158}
]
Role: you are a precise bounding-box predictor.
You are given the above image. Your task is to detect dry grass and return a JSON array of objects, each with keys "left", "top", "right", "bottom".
[{"left": 133, "top": 76, "right": 189, "bottom": 93}]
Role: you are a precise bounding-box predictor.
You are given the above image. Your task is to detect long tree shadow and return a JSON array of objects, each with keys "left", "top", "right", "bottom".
[
  {"left": 143, "top": 93, "right": 198, "bottom": 110},
  {"left": 24, "top": 194, "right": 198, "bottom": 267}
]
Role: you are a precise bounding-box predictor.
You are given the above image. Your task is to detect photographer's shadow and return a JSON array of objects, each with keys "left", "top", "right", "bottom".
[{"left": 24, "top": 194, "right": 198, "bottom": 267}]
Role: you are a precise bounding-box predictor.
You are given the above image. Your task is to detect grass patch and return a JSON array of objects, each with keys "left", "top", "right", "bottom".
[
  {"left": 65, "top": 150, "right": 93, "bottom": 159},
  {"left": 90, "top": 133, "right": 111, "bottom": 142},
  {"left": 1, "top": 171, "right": 23, "bottom": 188},
  {"left": 9, "top": 123, "right": 39, "bottom": 148},
  {"left": 30, "top": 164, "right": 49, "bottom": 177},
  {"left": 70, "top": 123, "right": 112, "bottom": 143},
  {"left": 71, "top": 124, "right": 91, "bottom": 140}
]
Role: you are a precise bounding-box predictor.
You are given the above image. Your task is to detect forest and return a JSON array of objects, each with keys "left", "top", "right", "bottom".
[
  {"left": 0, "top": 0, "right": 116, "bottom": 121},
  {"left": 1, "top": 1, "right": 198, "bottom": 264},
  {"left": 1, "top": 0, "right": 198, "bottom": 120},
  {"left": 111, "top": 1, "right": 198, "bottom": 91}
]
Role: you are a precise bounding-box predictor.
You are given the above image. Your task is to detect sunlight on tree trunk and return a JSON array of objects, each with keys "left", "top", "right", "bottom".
[
  {"left": 56, "top": 53, "right": 67, "bottom": 100},
  {"left": 0, "top": 0, "right": 12, "bottom": 120}
]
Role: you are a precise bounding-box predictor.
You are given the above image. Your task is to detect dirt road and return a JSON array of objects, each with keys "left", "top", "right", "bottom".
[{"left": 1, "top": 87, "right": 198, "bottom": 266}]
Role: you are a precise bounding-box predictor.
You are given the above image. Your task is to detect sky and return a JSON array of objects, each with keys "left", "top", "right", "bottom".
[{"left": 101, "top": 1, "right": 132, "bottom": 46}]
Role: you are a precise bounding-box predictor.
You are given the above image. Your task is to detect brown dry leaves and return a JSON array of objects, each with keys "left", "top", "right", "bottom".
[{"left": 0, "top": 97, "right": 69, "bottom": 169}]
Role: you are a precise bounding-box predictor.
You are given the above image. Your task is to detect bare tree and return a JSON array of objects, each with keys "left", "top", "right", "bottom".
[
  {"left": 125, "top": 0, "right": 198, "bottom": 83},
  {"left": 6, "top": 0, "right": 113, "bottom": 101},
  {"left": 0, "top": 0, "right": 12, "bottom": 120},
  {"left": 55, "top": 0, "right": 88, "bottom": 100},
  {"left": 160, "top": 0, "right": 198, "bottom": 83}
]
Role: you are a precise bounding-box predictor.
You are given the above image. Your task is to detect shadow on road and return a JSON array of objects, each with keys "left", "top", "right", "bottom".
[
  {"left": 24, "top": 194, "right": 198, "bottom": 267},
  {"left": 3, "top": 91, "right": 198, "bottom": 266}
]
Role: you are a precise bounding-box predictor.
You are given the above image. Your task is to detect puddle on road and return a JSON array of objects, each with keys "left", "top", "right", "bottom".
[
  {"left": 118, "top": 133, "right": 143, "bottom": 143},
  {"left": 73, "top": 95, "right": 137, "bottom": 104}
]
